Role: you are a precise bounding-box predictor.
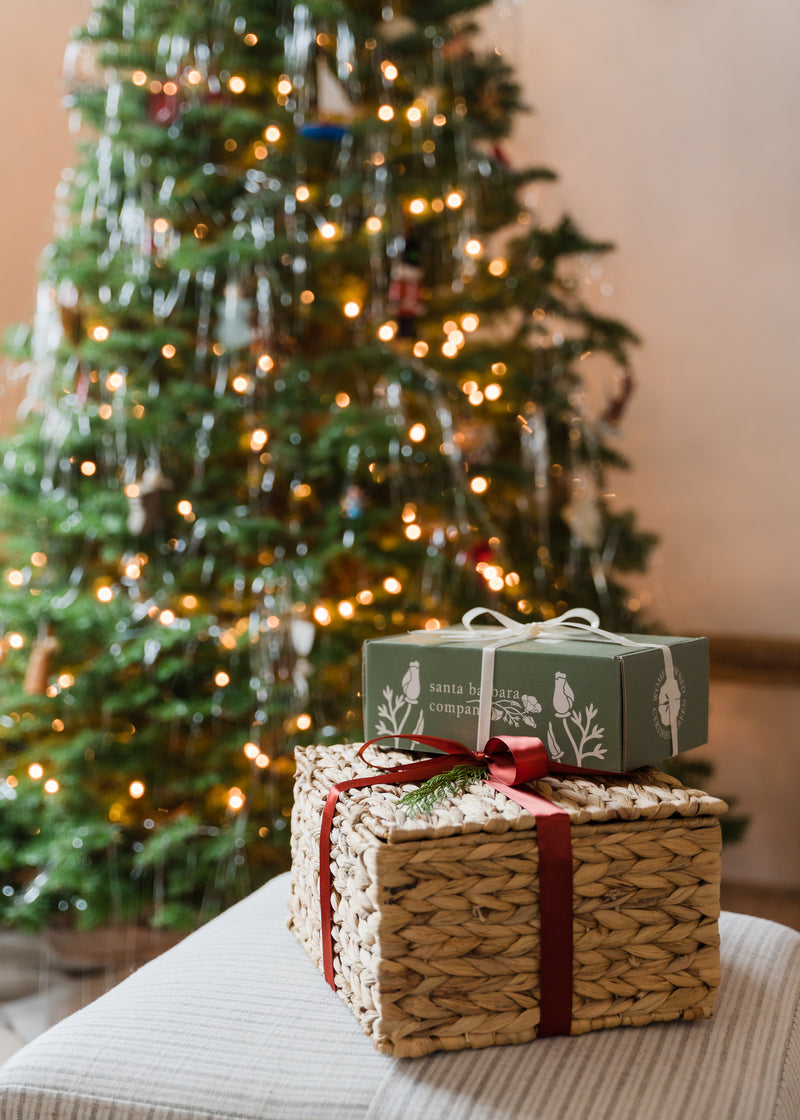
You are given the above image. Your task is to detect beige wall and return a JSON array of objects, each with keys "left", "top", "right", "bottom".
[
  {"left": 487, "top": 0, "right": 800, "bottom": 641},
  {"left": 0, "top": 0, "right": 90, "bottom": 427}
]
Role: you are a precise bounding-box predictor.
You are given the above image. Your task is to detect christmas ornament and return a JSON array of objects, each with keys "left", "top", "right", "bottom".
[
  {"left": 126, "top": 467, "right": 172, "bottom": 535},
  {"left": 216, "top": 282, "right": 254, "bottom": 351},
  {"left": 454, "top": 420, "right": 498, "bottom": 465},
  {"left": 602, "top": 367, "right": 635, "bottom": 425},
  {"left": 23, "top": 626, "right": 59, "bottom": 696},
  {"left": 562, "top": 467, "right": 603, "bottom": 549},
  {"left": 340, "top": 485, "right": 365, "bottom": 519},
  {"left": 147, "top": 88, "right": 182, "bottom": 127}
]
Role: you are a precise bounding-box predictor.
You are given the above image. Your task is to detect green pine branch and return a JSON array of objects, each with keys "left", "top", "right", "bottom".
[{"left": 398, "top": 762, "right": 487, "bottom": 818}]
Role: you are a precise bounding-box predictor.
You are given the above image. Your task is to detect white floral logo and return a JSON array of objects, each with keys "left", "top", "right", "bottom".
[
  {"left": 375, "top": 659, "right": 425, "bottom": 737},
  {"left": 546, "top": 671, "right": 606, "bottom": 765},
  {"left": 490, "top": 693, "right": 542, "bottom": 727},
  {"left": 651, "top": 666, "right": 686, "bottom": 739}
]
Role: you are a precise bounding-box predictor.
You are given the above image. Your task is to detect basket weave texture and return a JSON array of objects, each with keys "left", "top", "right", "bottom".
[{"left": 289, "top": 742, "right": 726, "bottom": 1057}]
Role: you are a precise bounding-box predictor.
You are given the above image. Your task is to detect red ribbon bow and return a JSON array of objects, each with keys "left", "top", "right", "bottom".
[{"left": 319, "top": 733, "right": 578, "bottom": 1037}]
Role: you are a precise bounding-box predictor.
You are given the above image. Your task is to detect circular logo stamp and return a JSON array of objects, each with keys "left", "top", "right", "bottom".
[{"left": 651, "top": 666, "right": 687, "bottom": 739}]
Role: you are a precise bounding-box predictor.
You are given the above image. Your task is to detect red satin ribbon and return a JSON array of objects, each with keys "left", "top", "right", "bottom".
[{"left": 318, "top": 733, "right": 579, "bottom": 1038}]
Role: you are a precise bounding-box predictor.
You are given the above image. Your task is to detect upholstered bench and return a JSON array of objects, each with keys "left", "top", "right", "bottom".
[{"left": 0, "top": 872, "right": 798, "bottom": 1120}]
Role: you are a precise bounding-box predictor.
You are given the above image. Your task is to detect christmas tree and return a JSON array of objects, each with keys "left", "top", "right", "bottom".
[{"left": 0, "top": 0, "right": 654, "bottom": 931}]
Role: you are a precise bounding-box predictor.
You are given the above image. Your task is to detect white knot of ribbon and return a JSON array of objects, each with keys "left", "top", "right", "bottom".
[{"left": 414, "top": 606, "right": 680, "bottom": 756}]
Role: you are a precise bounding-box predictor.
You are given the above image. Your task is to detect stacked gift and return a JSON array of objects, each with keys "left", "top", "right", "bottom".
[
  {"left": 288, "top": 610, "right": 725, "bottom": 1057},
  {"left": 362, "top": 608, "right": 710, "bottom": 770}
]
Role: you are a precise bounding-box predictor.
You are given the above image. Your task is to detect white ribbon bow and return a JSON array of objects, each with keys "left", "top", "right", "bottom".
[{"left": 414, "top": 607, "right": 679, "bottom": 756}]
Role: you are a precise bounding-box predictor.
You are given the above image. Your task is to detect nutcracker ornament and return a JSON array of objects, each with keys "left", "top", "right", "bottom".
[{"left": 388, "top": 236, "right": 425, "bottom": 340}]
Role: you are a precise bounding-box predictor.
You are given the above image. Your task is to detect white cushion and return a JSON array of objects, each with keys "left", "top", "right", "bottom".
[{"left": 0, "top": 873, "right": 797, "bottom": 1120}]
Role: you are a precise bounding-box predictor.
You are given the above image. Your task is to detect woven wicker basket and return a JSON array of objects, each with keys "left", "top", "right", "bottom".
[{"left": 289, "top": 742, "right": 726, "bottom": 1058}]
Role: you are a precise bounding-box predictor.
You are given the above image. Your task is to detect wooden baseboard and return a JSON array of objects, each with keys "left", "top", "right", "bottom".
[{"left": 708, "top": 635, "right": 800, "bottom": 686}]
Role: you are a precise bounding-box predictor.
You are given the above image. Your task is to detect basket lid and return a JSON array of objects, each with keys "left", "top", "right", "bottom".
[{"left": 297, "top": 742, "right": 728, "bottom": 845}]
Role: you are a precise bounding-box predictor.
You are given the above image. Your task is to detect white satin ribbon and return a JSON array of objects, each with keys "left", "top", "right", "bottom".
[{"left": 413, "top": 607, "right": 679, "bottom": 756}]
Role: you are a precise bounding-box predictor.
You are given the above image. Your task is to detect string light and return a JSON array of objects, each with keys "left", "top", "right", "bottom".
[
  {"left": 159, "top": 609, "right": 175, "bottom": 625},
  {"left": 381, "top": 61, "right": 398, "bottom": 80},
  {"left": 7, "top": 570, "right": 23, "bottom": 587},
  {"left": 462, "top": 314, "right": 479, "bottom": 332},
  {"left": 232, "top": 375, "right": 251, "bottom": 393},
  {"left": 250, "top": 429, "right": 268, "bottom": 451},
  {"left": 295, "top": 184, "right": 310, "bottom": 201},
  {"left": 264, "top": 125, "right": 281, "bottom": 142},
  {"left": 485, "top": 383, "right": 502, "bottom": 400},
  {"left": 106, "top": 371, "right": 124, "bottom": 390},
  {"left": 383, "top": 577, "right": 402, "bottom": 594},
  {"left": 7, "top": 633, "right": 24, "bottom": 650},
  {"left": 255, "top": 753, "right": 270, "bottom": 768},
  {"left": 91, "top": 325, "right": 109, "bottom": 341},
  {"left": 257, "top": 354, "right": 274, "bottom": 372},
  {"left": 405, "top": 524, "right": 422, "bottom": 540},
  {"left": 131, "top": 70, "right": 147, "bottom": 86},
  {"left": 337, "top": 600, "right": 355, "bottom": 619},
  {"left": 228, "top": 788, "right": 245, "bottom": 811},
  {"left": 409, "top": 198, "right": 426, "bottom": 215},
  {"left": 406, "top": 106, "right": 422, "bottom": 123},
  {"left": 81, "top": 461, "right": 97, "bottom": 476},
  {"left": 413, "top": 341, "right": 428, "bottom": 357},
  {"left": 343, "top": 301, "right": 360, "bottom": 318},
  {"left": 243, "top": 742, "right": 259, "bottom": 760},
  {"left": 366, "top": 216, "right": 382, "bottom": 233},
  {"left": 277, "top": 77, "right": 292, "bottom": 95},
  {"left": 28, "top": 764, "right": 44, "bottom": 780},
  {"left": 408, "top": 423, "right": 426, "bottom": 442},
  {"left": 161, "top": 343, "right": 176, "bottom": 359},
  {"left": 465, "top": 238, "right": 482, "bottom": 256},
  {"left": 214, "top": 671, "right": 230, "bottom": 687},
  {"left": 58, "top": 673, "right": 75, "bottom": 689},
  {"left": 313, "top": 605, "right": 332, "bottom": 625},
  {"left": 445, "top": 191, "right": 464, "bottom": 209},
  {"left": 96, "top": 585, "right": 114, "bottom": 603},
  {"left": 357, "top": 590, "right": 374, "bottom": 605},
  {"left": 378, "top": 105, "right": 394, "bottom": 121},
  {"left": 129, "top": 781, "right": 145, "bottom": 799},
  {"left": 470, "top": 476, "right": 489, "bottom": 494},
  {"left": 488, "top": 258, "right": 507, "bottom": 276},
  {"left": 334, "top": 392, "right": 350, "bottom": 407},
  {"left": 320, "top": 223, "right": 336, "bottom": 240},
  {"left": 44, "top": 779, "right": 60, "bottom": 795},
  {"left": 186, "top": 69, "right": 202, "bottom": 85},
  {"left": 296, "top": 714, "right": 312, "bottom": 730},
  {"left": 228, "top": 76, "right": 246, "bottom": 93},
  {"left": 378, "top": 322, "right": 396, "bottom": 341}
]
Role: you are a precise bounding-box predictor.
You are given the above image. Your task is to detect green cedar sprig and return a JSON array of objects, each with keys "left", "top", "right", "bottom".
[{"left": 398, "top": 763, "right": 487, "bottom": 818}]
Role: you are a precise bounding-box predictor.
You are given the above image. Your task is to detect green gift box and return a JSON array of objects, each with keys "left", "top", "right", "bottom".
[{"left": 362, "top": 612, "right": 709, "bottom": 772}]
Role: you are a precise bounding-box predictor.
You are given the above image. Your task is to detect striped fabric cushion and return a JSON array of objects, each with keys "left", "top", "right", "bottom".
[{"left": 0, "top": 873, "right": 797, "bottom": 1120}]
